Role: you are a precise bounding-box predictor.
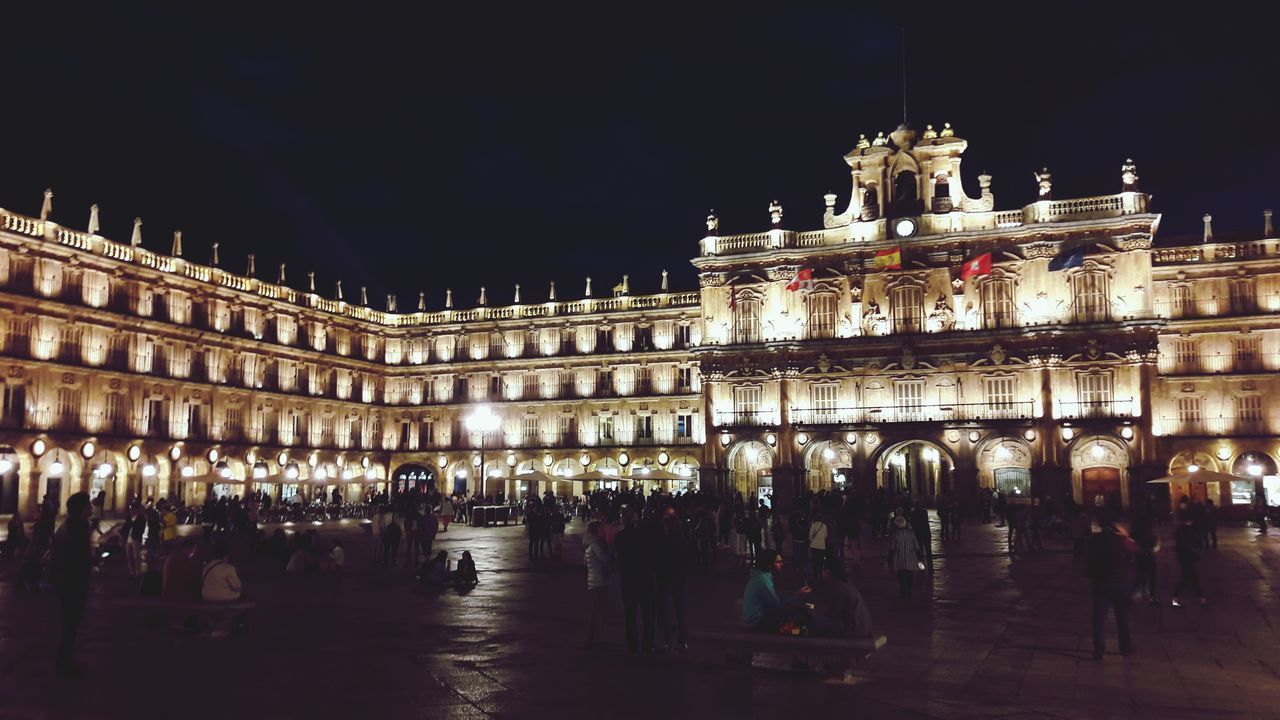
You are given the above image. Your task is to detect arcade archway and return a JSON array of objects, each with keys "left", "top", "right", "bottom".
[
  {"left": 875, "top": 439, "right": 953, "bottom": 504},
  {"left": 391, "top": 463, "right": 436, "bottom": 494},
  {"left": 727, "top": 440, "right": 775, "bottom": 504},
  {"left": 802, "top": 440, "right": 855, "bottom": 492}
]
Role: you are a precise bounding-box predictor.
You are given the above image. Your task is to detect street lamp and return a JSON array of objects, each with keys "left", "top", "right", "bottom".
[{"left": 465, "top": 405, "right": 501, "bottom": 498}]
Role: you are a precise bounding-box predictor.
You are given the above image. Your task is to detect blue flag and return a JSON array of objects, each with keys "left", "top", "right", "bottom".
[{"left": 1048, "top": 247, "right": 1085, "bottom": 272}]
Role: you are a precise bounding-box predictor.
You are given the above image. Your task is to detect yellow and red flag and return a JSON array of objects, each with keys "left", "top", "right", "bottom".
[{"left": 874, "top": 246, "right": 902, "bottom": 271}]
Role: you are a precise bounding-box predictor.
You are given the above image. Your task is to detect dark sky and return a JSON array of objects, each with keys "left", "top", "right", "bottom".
[{"left": 3, "top": 4, "right": 1277, "bottom": 308}]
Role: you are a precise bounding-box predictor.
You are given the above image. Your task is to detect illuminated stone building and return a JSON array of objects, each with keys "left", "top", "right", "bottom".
[{"left": 0, "top": 123, "right": 1276, "bottom": 519}]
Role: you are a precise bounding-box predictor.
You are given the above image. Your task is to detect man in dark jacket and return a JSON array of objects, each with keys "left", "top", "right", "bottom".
[
  {"left": 613, "top": 508, "right": 657, "bottom": 653},
  {"left": 51, "top": 492, "right": 94, "bottom": 675},
  {"left": 656, "top": 508, "right": 691, "bottom": 650},
  {"left": 1086, "top": 512, "right": 1137, "bottom": 660}
]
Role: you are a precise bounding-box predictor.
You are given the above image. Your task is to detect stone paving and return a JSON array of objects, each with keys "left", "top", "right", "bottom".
[{"left": 1, "top": 513, "right": 1279, "bottom": 719}]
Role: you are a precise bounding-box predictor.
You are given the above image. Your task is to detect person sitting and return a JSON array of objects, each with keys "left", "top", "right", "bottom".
[
  {"left": 454, "top": 550, "right": 479, "bottom": 589},
  {"left": 330, "top": 539, "right": 345, "bottom": 570},
  {"left": 809, "top": 558, "right": 875, "bottom": 638},
  {"left": 201, "top": 544, "right": 243, "bottom": 602},
  {"left": 163, "top": 537, "right": 203, "bottom": 601},
  {"left": 418, "top": 550, "right": 451, "bottom": 588},
  {"left": 741, "top": 549, "right": 810, "bottom": 633}
]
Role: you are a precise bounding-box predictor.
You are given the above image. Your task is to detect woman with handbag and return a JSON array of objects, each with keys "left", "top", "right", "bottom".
[{"left": 887, "top": 516, "right": 922, "bottom": 600}]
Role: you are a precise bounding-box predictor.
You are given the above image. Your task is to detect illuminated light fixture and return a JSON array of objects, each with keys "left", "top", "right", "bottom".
[
  {"left": 98, "top": 463, "right": 113, "bottom": 477},
  {"left": 1091, "top": 443, "right": 1106, "bottom": 460},
  {"left": 618, "top": 451, "right": 630, "bottom": 466},
  {"left": 893, "top": 217, "right": 918, "bottom": 238},
  {"left": 720, "top": 433, "right": 731, "bottom": 447},
  {"left": 364, "top": 468, "right": 376, "bottom": 480},
  {"left": 1186, "top": 464, "right": 1200, "bottom": 473},
  {"left": 246, "top": 450, "right": 257, "bottom": 465},
  {"left": 765, "top": 433, "right": 776, "bottom": 446},
  {"left": 277, "top": 451, "right": 289, "bottom": 466},
  {"left": 181, "top": 466, "right": 195, "bottom": 478},
  {"left": 361, "top": 456, "right": 371, "bottom": 469},
  {"left": 744, "top": 446, "right": 758, "bottom": 463},
  {"left": 141, "top": 464, "right": 157, "bottom": 478},
  {"left": 81, "top": 441, "right": 96, "bottom": 459},
  {"left": 438, "top": 455, "right": 448, "bottom": 469},
  {"left": 506, "top": 454, "right": 516, "bottom": 467},
  {"left": 308, "top": 452, "right": 318, "bottom": 468},
  {"left": 218, "top": 464, "right": 233, "bottom": 480},
  {"left": 580, "top": 453, "right": 590, "bottom": 467},
  {"left": 48, "top": 459, "right": 65, "bottom": 475},
  {"left": 994, "top": 445, "right": 1012, "bottom": 462},
  {"left": 1023, "top": 429, "right": 1036, "bottom": 442},
  {"left": 822, "top": 447, "right": 836, "bottom": 460},
  {"left": 968, "top": 431, "right": 980, "bottom": 443},
  {"left": 544, "top": 453, "right": 553, "bottom": 467},
  {"left": 127, "top": 445, "right": 141, "bottom": 462},
  {"left": 1120, "top": 426, "right": 1134, "bottom": 440},
  {"left": 207, "top": 448, "right": 219, "bottom": 464},
  {"left": 1216, "top": 447, "right": 1231, "bottom": 461},
  {"left": 342, "top": 469, "right": 354, "bottom": 480},
  {"left": 335, "top": 453, "right": 346, "bottom": 467},
  {"left": 472, "top": 455, "right": 482, "bottom": 467},
  {"left": 314, "top": 467, "right": 327, "bottom": 481},
  {"left": 284, "top": 463, "right": 299, "bottom": 480},
  {"left": 253, "top": 463, "right": 268, "bottom": 480},
  {"left": 1248, "top": 464, "right": 1263, "bottom": 476},
  {"left": 923, "top": 447, "right": 940, "bottom": 462},
  {"left": 455, "top": 470, "right": 467, "bottom": 479},
  {"left": 796, "top": 432, "right": 808, "bottom": 446},
  {"left": 31, "top": 439, "right": 46, "bottom": 457},
  {"left": 169, "top": 445, "right": 182, "bottom": 462},
  {"left": 845, "top": 432, "right": 857, "bottom": 444},
  {"left": 890, "top": 453, "right": 905, "bottom": 468},
  {"left": 1061, "top": 427, "right": 1075, "bottom": 442},
  {"left": 657, "top": 451, "right": 669, "bottom": 465},
  {"left": 0, "top": 459, "right": 11, "bottom": 474}
]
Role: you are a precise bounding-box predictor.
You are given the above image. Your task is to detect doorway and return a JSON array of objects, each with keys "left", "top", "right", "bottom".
[{"left": 1081, "top": 467, "right": 1121, "bottom": 509}]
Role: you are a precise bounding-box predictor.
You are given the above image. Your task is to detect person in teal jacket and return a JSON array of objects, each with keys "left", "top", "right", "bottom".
[{"left": 742, "top": 549, "right": 809, "bottom": 632}]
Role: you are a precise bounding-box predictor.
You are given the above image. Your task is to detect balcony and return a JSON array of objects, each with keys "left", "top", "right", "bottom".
[
  {"left": 790, "top": 401, "right": 1037, "bottom": 425},
  {"left": 1058, "top": 399, "right": 1137, "bottom": 420},
  {"left": 714, "top": 410, "right": 779, "bottom": 427},
  {"left": 1155, "top": 293, "right": 1278, "bottom": 320},
  {"left": 1158, "top": 352, "right": 1277, "bottom": 375},
  {"left": 1158, "top": 416, "right": 1272, "bottom": 436}
]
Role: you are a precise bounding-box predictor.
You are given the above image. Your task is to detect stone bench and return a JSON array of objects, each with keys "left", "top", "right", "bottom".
[{"left": 689, "top": 628, "right": 886, "bottom": 681}]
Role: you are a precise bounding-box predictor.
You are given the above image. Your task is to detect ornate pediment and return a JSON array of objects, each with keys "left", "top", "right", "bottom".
[
  {"left": 699, "top": 273, "right": 727, "bottom": 288},
  {"left": 1022, "top": 241, "right": 1059, "bottom": 259},
  {"left": 1117, "top": 234, "right": 1152, "bottom": 251}
]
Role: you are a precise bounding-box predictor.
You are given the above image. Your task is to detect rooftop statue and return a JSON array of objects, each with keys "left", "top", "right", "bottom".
[{"left": 1035, "top": 168, "right": 1053, "bottom": 200}]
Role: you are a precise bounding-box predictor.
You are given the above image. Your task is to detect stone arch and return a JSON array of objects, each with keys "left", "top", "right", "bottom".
[
  {"left": 974, "top": 436, "right": 1033, "bottom": 496},
  {"left": 801, "top": 439, "right": 855, "bottom": 491},
  {"left": 726, "top": 439, "right": 775, "bottom": 501},
  {"left": 391, "top": 463, "right": 436, "bottom": 494},
  {"left": 36, "top": 447, "right": 82, "bottom": 513},
  {"left": 1168, "top": 450, "right": 1219, "bottom": 474},
  {"left": 1231, "top": 450, "right": 1278, "bottom": 478},
  {"left": 873, "top": 438, "right": 954, "bottom": 503},
  {"left": 0, "top": 445, "right": 20, "bottom": 515},
  {"left": 1068, "top": 434, "right": 1129, "bottom": 509}
]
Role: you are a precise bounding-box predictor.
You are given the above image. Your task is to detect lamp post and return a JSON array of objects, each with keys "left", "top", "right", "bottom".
[{"left": 465, "top": 405, "right": 501, "bottom": 499}]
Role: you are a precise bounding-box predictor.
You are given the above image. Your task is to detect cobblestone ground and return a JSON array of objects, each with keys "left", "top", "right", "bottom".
[{"left": 2, "top": 514, "right": 1279, "bottom": 719}]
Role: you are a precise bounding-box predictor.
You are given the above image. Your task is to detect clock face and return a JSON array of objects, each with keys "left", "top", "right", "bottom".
[{"left": 895, "top": 218, "right": 917, "bottom": 237}]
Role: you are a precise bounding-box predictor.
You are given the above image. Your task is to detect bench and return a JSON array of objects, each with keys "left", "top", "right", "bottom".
[
  {"left": 689, "top": 628, "right": 886, "bottom": 682},
  {"left": 115, "top": 596, "right": 256, "bottom": 637},
  {"left": 470, "top": 505, "right": 516, "bottom": 527}
]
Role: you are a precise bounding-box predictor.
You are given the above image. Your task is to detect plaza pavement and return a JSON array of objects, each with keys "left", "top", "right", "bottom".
[{"left": 1, "top": 513, "right": 1278, "bottom": 719}]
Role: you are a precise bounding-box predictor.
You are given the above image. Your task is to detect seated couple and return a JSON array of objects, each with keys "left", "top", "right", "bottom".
[
  {"left": 417, "top": 550, "right": 479, "bottom": 590},
  {"left": 742, "top": 549, "right": 874, "bottom": 638}
]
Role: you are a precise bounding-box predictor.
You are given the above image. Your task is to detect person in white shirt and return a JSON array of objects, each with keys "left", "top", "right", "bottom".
[
  {"left": 201, "top": 544, "right": 243, "bottom": 602},
  {"left": 330, "top": 540, "right": 345, "bottom": 569},
  {"left": 808, "top": 516, "right": 829, "bottom": 576}
]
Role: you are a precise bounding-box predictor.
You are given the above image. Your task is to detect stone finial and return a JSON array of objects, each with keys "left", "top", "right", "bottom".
[
  {"left": 855, "top": 133, "right": 870, "bottom": 149},
  {"left": 823, "top": 192, "right": 837, "bottom": 210},
  {"left": 418, "top": 292, "right": 425, "bottom": 311},
  {"left": 1203, "top": 214, "right": 1214, "bottom": 243},
  {"left": 978, "top": 171, "right": 993, "bottom": 196},
  {"left": 336, "top": 280, "right": 344, "bottom": 301},
  {"left": 277, "top": 263, "right": 286, "bottom": 285},
  {"left": 585, "top": 277, "right": 593, "bottom": 297},
  {"left": 87, "top": 204, "right": 100, "bottom": 235},
  {"left": 387, "top": 294, "right": 397, "bottom": 312},
  {"left": 210, "top": 243, "right": 220, "bottom": 267},
  {"left": 872, "top": 132, "right": 888, "bottom": 146},
  {"left": 622, "top": 274, "right": 630, "bottom": 294},
  {"left": 445, "top": 288, "right": 453, "bottom": 308},
  {"left": 1121, "top": 158, "right": 1140, "bottom": 192},
  {"left": 661, "top": 269, "right": 669, "bottom": 292},
  {"left": 478, "top": 287, "right": 487, "bottom": 306},
  {"left": 922, "top": 124, "right": 938, "bottom": 140},
  {"left": 130, "top": 217, "right": 142, "bottom": 247},
  {"left": 171, "top": 230, "right": 183, "bottom": 257},
  {"left": 40, "top": 189, "right": 52, "bottom": 221},
  {"left": 940, "top": 122, "right": 954, "bottom": 137},
  {"left": 549, "top": 281, "right": 557, "bottom": 301},
  {"left": 1034, "top": 168, "right": 1053, "bottom": 200},
  {"left": 307, "top": 271, "right": 315, "bottom": 292},
  {"left": 1264, "top": 209, "right": 1273, "bottom": 237},
  {"left": 360, "top": 286, "right": 368, "bottom": 306},
  {"left": 246, "top": 253, "right": 256, "bottom": 277},
  {"left": 768, "top": 200, "right": 783, "bottom": 226},
  {"left": 513, "top": 283, "right": 521, "bottom": 304},
  {"left": 705, "top": 210, "right": 719, "bottom": 234}
]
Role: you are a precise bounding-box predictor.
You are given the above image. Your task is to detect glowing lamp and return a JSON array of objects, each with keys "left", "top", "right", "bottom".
[
  {"left": 181, "top": 466, "right": 195, "bottom": 478},
  {"left": 81, "top": 441, "right": 96, "bottom": 459},
  {"left": 127, "top": 445, "right": 141, "bottom": 462},
  {"left": 141, "top": 464, "right": 157, "bottom": 478}
]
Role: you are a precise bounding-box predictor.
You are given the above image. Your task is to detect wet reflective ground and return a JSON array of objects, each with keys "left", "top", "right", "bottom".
[{"left": 1, "top": 515, "right": 1278, "bottom": 719}]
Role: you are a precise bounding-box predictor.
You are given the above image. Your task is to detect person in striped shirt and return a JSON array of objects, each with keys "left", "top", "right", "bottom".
[{"left": 887, "top": 516, "right": 923, "bottom": 599}]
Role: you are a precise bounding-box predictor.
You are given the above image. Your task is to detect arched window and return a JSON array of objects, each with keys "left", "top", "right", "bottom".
[
  {"left": 891, "top": 285, "right": 923, "bottom": 334},
  {"left": 980, "top": 277, "right": 1017, "bottom": 329},
  {"left": 807, "top": 294, "right": 837, "bottom": 339}
]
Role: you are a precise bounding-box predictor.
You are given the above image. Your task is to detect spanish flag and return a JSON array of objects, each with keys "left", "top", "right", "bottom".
[{"left": 874, "top": 246, "right": 902, "bottom": 271}]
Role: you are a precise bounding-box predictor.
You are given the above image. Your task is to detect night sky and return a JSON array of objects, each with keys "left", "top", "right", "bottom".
[{"left": 3, "top": 5, "right": 1277, "bottom": 308}]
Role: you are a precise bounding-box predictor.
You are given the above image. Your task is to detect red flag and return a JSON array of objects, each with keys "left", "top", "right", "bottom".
[
  {"left": 874, "top": 247, "right": 902, "bottom": 271},
  {"left": 960, "top": 252, "right": 992, "bottom": 280},
  {"left": 785, "top": 268, "right": 813, "bottom": 292}
]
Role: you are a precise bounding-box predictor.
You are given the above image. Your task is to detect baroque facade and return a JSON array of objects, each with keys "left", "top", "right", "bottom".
[{"left": 0, "top": 123, "right": 1276, "bottom": 519}]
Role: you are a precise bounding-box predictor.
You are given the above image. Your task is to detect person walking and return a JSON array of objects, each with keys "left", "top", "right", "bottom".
[
  {"left": 1086, "top": 512, "right": 1137, "bottom": 660},
  {"left": 50, "top": 492, "right": 94, "bottom": 675},
  {"left": 1171, "top": 512, "right": 1206, "bottom": 608},
  {"left": 789, "top": 509, "right": 810, "bottom": 568},
  {"left": 125, "top": 505, "right": 146, "bottom": 578},
  {"left": 887, "top": 516, "right": 922, "bottom": 600},
  {"left": 612, "top": 509, "right": 657, "bottom": 654},
  {"left": 584, "top": 521, "right": 611, "bottom": 649}
]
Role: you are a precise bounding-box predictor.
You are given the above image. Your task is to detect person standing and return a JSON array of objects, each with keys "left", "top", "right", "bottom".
[
  {"left": 1086, "top": 512, "right": 1137, "bottom": 660},
  {"left": 807, "top": 513, "right": 829, "bottom": 577},
  {"left": 656, "top": 509, "right": 691, "bottom": 650},
  {"left": 910, "top": 504, "right": 932, "bottom": 573},
  {"left": 583, "top": 521, "right": 610, "bottom": 648},
  {"left": 421, "top": 511, "right": 440, "bottom": 564},
  {"left": 612, "top": 509, "right": 657, "bottom": 654},
  {"left": 887, "top": 516, "right": 922, "bottom": 600},
  {"left": 1171, "top": 512, "right": 1206, "bottom": 608},
  {"left": 50, "top": 492, "right": 94, "bottom": 675},
  {"left": 789, "top": 509, "right": 810, "bottom": 568},
  {"left": 125, "top": 505, "right": 146, "bottom": 578},
  {"left": 1130, "top": 510, "right": 1160, "bottom": 606}
]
